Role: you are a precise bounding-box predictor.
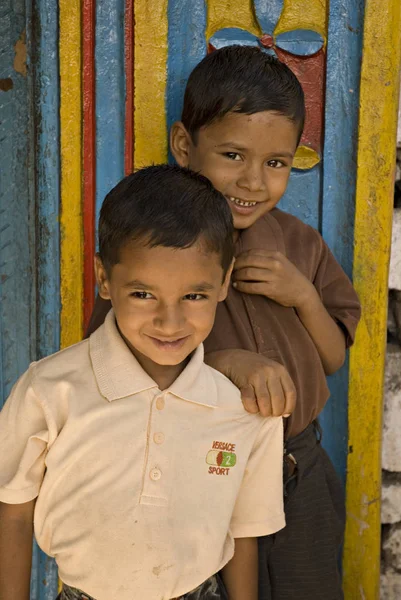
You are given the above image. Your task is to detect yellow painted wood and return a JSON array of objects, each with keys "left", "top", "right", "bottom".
[
  {"left": 134, "top": 0, "right": 168, "bottom": 168},
  {"left": 206, "top": 0, "right": 262, "bottom": 41},
  {"left": 59, "top": 0, "right": 83, "bottom": 348},
  {"left": 343, "top": 0, "right": 401, "bottom": 596},
  {"left": 293, "top": 146, "right": 320, "bottom": 170},
  {"left": 274, "top": 0, "right": 327, "bottom": 42}
]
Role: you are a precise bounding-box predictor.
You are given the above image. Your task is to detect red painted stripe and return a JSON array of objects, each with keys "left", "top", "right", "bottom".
[
  {"left": 124, "top": 0, "right": 134, "bottom": 175},
  {"left": 82, "top": 0, "right": 96, "bottom": 331}
]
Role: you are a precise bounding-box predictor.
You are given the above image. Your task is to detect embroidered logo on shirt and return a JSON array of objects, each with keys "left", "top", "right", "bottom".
[{"left": 206, "top": 441, "right": 237, "bottom": 475}]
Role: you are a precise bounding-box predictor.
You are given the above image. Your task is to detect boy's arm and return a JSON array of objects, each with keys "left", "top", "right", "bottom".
[
  {"left": 0, "top": 500, "right": 35, "bottom": 600},
  {"left": 294, "top": 284, "right": 346, "bottom": 375},
  {"left": 233, "top": 250, "right": 346, "bottom": 375},
  {"left": 204, "top": 349, "right": 296, "bottom": 418},
  {"left": 221, "top": 537, "right": 258, "bottom": 600}
]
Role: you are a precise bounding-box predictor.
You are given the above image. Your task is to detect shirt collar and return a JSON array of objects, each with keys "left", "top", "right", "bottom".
[{"left": 90, "top": 310, "right": 218, "bottom": 408}]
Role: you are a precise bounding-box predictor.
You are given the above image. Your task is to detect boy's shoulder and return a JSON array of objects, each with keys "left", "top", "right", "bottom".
[
  {"left": 243, "top": 208, "right": 324, "bottom": 258},
  {"left": 29, "top": 339, "right": 91, "bottom": 387},
  {"left": 268, "top": 208, "right": 323, "bottom": 249},
  {"left": 201, "top": 362, "right": 257, "bottom": 417},
  {"left": 204, "top": 363, "right": 241, "bottom": 403}
]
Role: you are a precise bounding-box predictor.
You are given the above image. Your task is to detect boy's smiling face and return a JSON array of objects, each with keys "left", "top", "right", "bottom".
[
  {"left": 171, "top": 110, "right": 299, "bottom": 230},
  {"left": 95, "top": 239, "right": 231, "bottom": 388}
]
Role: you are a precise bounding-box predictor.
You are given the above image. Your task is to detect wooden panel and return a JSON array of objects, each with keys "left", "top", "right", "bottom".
[
  {"left": 1, "top": 1, "right": 60, "bottom": 597},
  {"left": 59, "top": 0, "right": 83, "bottom": 348},
  {"left": 83, "top": 0, "right": 96, "bottom": 331},
  {"left": 206, "top": 0, "right": 261, "bottom": 39},
  {"left": 33, "top": 0, "right": 61, "bottom": 362},
  {"left": 319, "top": 0, "right": 364, "bottom": 483},
  {"left": 125, "top": 0, "right": 134, "bottom": 174},
  {"left": 0, "top": 1, "right": 35, "bottom": 405},
  {"left": 95, "top": 0, "right": 125, "bottom": 221},
  {"left": 167, "top": 0, "right": 206, "bottom": 142},
  {"left": 343, "top": 0, "right": 401, "bottom": 596},
  {"left": 275, "top": 0, "right": 326, "bottom": 40},
  {"left": 134, "top": 0, "right": 168, "bottom": 168},
  {"left": 280, "top": 167, "right": 320, "bottom": 231},
  {"left": 31, "top": 0, "right": 61, "bottom": 594}
]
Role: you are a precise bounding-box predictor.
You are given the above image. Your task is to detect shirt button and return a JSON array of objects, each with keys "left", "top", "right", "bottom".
[
  {"left": 153, "top": 432, "right": 165, "bottom": 445},
  {"left": 150, "top": 467, "right": 162, "bottom": 481},
  {"left": 156, "top": 396, "right": 165, "bottom": 410}
]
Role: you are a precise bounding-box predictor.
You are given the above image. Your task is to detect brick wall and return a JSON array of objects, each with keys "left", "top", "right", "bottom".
[{"left": 380, "top": 115, "right": 401, "bottom": 597}]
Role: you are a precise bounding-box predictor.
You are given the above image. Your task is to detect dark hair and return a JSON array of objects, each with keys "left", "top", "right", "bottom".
[
  {"left": 98, "top": 164, "right": 234, "bottom": 276},
  {"left": 182, "top": 45, "right": 305, "bottom": 141}
]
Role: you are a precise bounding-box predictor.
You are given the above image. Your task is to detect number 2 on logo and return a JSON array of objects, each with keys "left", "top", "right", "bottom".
[{"left": 224, "top": 455, "right": 232, "bottom": 466}]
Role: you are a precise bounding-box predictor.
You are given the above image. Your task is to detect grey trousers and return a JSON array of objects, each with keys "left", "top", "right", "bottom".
[
  {"left": 258, "top": 422, "right": 345, "bottom": 600},
  {"left": 56, "top": 573, "right": 227, "bottom": 600}
]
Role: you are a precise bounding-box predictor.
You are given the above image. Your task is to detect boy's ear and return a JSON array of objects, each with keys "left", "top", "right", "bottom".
[
  {"left": 170, "top": 121, "right": 192, "bottom": 167},
  {"left": 94, "top": 254, "right": 111, "bottom": 300},
  {"left": 218, "top": 259, "right": 235, "bottom": 302}
]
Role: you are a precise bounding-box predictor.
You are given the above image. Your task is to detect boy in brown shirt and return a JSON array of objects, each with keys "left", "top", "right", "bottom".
[{"left": 87, "top": 46, "right": 361, "bottom": 599}]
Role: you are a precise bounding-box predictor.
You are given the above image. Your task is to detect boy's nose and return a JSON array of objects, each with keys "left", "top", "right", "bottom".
[
  {"left": 153, "top": 305, "right": 185, "bottom": 334},
  {"left": 237, "top": 167, "right": 266, "bottom": 193}
]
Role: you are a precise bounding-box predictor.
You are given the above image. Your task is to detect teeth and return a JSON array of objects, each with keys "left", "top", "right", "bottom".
[{"left": 229, "top": 197, "right": 257, "bottom": 207}]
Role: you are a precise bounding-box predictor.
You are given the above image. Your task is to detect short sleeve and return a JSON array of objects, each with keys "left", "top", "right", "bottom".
[
  {"left": 313, "top": 239, "right": 361, "bottom": 348},
  {"left": 229, "top": 417, "right": 285, "bottom": 538},
  {"left": 0, "top": 365, "right": 51, "bottom": 504}
]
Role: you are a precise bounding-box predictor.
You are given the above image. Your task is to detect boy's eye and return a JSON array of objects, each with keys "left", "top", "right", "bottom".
[
  {"left": 224, "top": 152, "right": 242, "bottom": 161},
  {"left": 267, "top": 159, "right": 285, "bottom": 168},
  {"left": 184, "top": 293, "right": 207, "bottom": 301},
  {"left": 130, "top": 291, "right": 153, "bottom": 299}
]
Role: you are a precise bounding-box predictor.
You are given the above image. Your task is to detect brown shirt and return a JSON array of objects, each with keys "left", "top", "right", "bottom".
[{"left": 87, "top": 208, "right": 361, "bottom": 439}]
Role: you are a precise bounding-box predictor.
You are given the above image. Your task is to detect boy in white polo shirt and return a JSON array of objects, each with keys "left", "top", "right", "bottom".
[{"left": 0, "top": 165, "right": 285, "bottom": 600}]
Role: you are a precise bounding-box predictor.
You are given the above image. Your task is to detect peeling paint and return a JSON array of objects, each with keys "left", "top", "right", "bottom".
[{"left": 13, "top": 29, "right": 27, "bottom": 77}]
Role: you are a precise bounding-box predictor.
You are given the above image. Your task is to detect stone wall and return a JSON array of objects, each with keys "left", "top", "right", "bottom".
[{"left": 381, "top": 125, "right": 401, "bottom": 597}]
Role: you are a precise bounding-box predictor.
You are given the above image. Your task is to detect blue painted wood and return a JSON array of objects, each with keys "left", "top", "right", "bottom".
[
  {"left": 209, "top": 28, "right": 259, "bottom": 49},
  {"left": 33, "top": 0, "right": 60, "bottom": 361},
  {"left": 0, "top": 1, "right": 35, "bottom": 404},
  {"left": 279, "top": 167, "right": 321, "bottom": 231},
  {"left": 30, "top": 544, "right": 59, "bottom": 600},
  {"left": 29, "top": 1, "right": 60, "bottom": 597},
  {"left": 1, "top": 3, "right": 59, "bottom": 596},
  {"left": 167, "top": 0, "right": 207, "bottom": 144},
  {"left": 254, "top": 0, "right": 284, "bottom": 34},
  {"left": 95, "top": 0, "right": 125, "bottom": 227},
  {"left": 320, "top": 0, "right": 365, "bottom": 484},
  {"left": 275, "top": 30, "right": 324, "bottom": 55}
]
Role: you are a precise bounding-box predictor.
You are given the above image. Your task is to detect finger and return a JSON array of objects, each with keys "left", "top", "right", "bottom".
[
  {"left": 236, "top": 249, "right": 281, "bottom": 260},
  {"left": 252, "top": 376, "right": 273, "bottom": 417},
  {"left": 234, "top": 254, "right": 271, "bottom": 271},
  {"left": 234, "top": 256, "right": 284, "bottom": 274},
  {"left": 266, "top": 376, "right": 285, "bottom": 417},
  {"left": 232, "top": 281, "right": 268, "bottom": 296},
  {"left": 240, "top": 384, "right": 260, "bottom": 414},
  {"left": 280, "top": 372, "right": 297, "bottom": 417},
  {"left": 233, "top": 267, "right": 272, "bottom": 283}
]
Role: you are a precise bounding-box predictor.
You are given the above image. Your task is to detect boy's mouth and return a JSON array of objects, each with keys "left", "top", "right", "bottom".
[
  {"left": 227, "top": 196, "right": 257, "bottom": 208},
  {"left": 226, "top": 196, "right": 261, "bottom": 217},
  {"left": 147, "top": 335, "right": 190, "bottom": 351}
]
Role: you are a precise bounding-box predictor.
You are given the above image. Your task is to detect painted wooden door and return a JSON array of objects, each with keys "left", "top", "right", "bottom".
[{"left": 0, "top": 1, "right": 400, "bottom": 598}]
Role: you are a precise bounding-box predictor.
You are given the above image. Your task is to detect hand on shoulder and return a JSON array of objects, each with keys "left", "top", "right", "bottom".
[{"left": 205, "top": 348, "right": 296, "bottom": 418}]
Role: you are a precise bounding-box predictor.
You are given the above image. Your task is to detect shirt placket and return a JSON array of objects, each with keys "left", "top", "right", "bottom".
[{"left": 140, "top": 390, "right": 172, "bottom": 507}]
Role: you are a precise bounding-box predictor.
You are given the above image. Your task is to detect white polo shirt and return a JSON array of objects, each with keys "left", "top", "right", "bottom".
[{"left": 0, "top": 310, "right": 284, "bottom": 600}]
